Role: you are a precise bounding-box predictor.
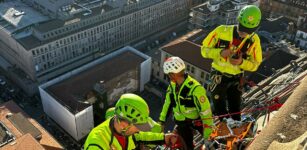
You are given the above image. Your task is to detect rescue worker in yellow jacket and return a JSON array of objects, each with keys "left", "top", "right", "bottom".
[
  {"left": 201, "top": 5, "right": 262, "bottom": 121},
  {"left": 84, "top": 93, "right": 177, "bottom": 150},
  {"left": 104, "top": 107, "right": 163, "bottom": 149},
  {"left": 105, "top": 107, "right": 162, "bottom": 133},
  {"left": 159, "top": 57, "right": 213, "bottom": 149}
]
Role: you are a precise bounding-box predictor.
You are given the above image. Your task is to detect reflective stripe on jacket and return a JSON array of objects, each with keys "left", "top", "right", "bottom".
[
  {"left": 201, "top": 25, "right": 262, "bottom": 75},
  {"left": 159, "top": 75, "right": 213, "bottom": 139}
]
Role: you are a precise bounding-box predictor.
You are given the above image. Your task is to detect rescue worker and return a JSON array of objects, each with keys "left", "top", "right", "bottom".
[
  {"left": 201, "top": 5, "right": 262, "bottom": 121},
  {"left": 105, "top": 107, "right": 162, "bottom": 133},
  {"left": 84, "top": 93, "right": 177, "bottom": 150},
  {"left": 159, "top": 57, "right": 214, "bottom": 149}
]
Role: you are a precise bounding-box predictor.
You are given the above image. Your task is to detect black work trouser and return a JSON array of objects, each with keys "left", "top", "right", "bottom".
[
  {"left": 210, "top": 72, "right": 242, "bottom": 121},
  {"left": 175, "top": 119, "right": 203, "bottom": 150}
]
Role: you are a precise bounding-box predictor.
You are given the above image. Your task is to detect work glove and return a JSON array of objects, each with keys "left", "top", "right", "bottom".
[
  {"left": 220, "top": 48, "right": 233, "bottom": 58},
  {"left": 230, "top": 53, "right": 243, "bottom": 65},
  {"left": 164, "top": 133, "right": 178, "bottom": 146}
]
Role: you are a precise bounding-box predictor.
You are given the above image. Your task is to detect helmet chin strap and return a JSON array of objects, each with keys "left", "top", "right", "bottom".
[{"left": 120, "top": 126, "right": 130, "bottom": 137}]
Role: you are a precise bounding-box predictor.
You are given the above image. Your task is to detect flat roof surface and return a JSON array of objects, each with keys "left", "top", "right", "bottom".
[
  {"left": 0, "top": 0, "right": 49, "bottom": 31},
  {"left": 0, "top": 100, "right": 63, "bottom": 150},
  {"left": 220, "top": 1, "right": 236, "bottom": 11},
  {"left": 260, "top": 16, "right": 292, "bottom": 33},
  {"left": 47, "top": 51, "right": 145, "bottom": 114},
  {"left": 162, "top": 30, "right": 212, "bottom": 72},
  {"left": 18, "top": 6, "right": 115, "bottom": 50},
  {"left": 35, "top": 5, "right": 114, "bottom": 32},
  {"left": 194, "top": 3, "right": 211, "bottom": 13},
  {"left": 17, "top": 35, "right": 42, "bottom": 50},
  {"left": 186, "top": 29, "right": 208, "bottom": 45}
]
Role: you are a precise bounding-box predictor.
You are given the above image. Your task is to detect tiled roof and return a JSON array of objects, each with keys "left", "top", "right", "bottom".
[
  {"left": 0, "top": 100, "right": 63, "bottom": 150},
  {"left": 2, "top": 133, "right": 44, "bottom": 150}
]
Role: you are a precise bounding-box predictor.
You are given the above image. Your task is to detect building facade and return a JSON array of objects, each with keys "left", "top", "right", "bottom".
[
  {"left": 0, "top": 0, "right": 201, "bottom": 85},
  {"left": 295, "top": 30, "right": 307, "bottom": 50},
  {"left": 189, "top": 0, "right": 258, "bottom": 29},
  {"left": 259, "top": 0, "right": 307, "bottom": 22},
  {"left": 152, "top": 30, "right": 213, "bottom": 87},
  {"left": 257, "top": 16, "right": 294, "bottom": 47},
  {"left": 294, "top": 14, "right": 307, "bottom": 50}
]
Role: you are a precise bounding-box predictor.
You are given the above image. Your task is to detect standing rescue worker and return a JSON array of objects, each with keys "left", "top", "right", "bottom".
[
  {"left": 84, "top": 93, "right": 177, "bottom": 150},
  {"left": 159, "top": 57, "right": 213, "bottom": 149},
  {"left": 201, "top": 5, "right": 262, "bottom": 121}
]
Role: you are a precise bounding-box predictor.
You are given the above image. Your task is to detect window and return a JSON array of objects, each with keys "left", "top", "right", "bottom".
[
  {"left": 187, "top": 65, "right": 190, "bottom": 71},
  {"left": 191, "top": 67, "right": 195, "bottom": 73}
]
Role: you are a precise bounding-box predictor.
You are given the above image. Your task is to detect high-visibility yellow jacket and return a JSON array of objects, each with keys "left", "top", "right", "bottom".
[
  {"left": 84, "top": 118, "right": 164, "bottom": 150},
  {"left": 201, "top": 25, "right": 262, "bottom": 75},
  {"left": 159, "top": 75, "right": 213, "bottom": 139}
]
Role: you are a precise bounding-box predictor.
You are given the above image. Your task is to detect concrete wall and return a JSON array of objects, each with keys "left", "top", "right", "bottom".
[
  {"left": 0, "top": 30, "right": 36, "bottom": 80},
  {"left": 75, "top": 106, "right": 94, "bottom": 140},
  {"left": 107, "top": 70, "right": 139, "bottom": 106},
  {"left": 128, "top": 46, "right": 152, "bottom": 91},
  {"left": 39, "top": 86, "right": 93, "bottom": 141}
]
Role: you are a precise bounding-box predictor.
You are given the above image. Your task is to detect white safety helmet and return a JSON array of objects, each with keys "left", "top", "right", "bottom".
[{"left": 163, "top": 56, "right": 186, "bottom": 74}]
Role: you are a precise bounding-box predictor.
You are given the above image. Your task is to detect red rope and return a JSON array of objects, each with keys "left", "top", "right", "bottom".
[
  {"left": 194, "top": 101, "right": 283, "bottom": 125},
  {"left": 195, "top": 73, "right": 306, "bottom": 126}
]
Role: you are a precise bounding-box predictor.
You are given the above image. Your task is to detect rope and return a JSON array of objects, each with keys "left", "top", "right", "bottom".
[{"left": 193, "top": 99, "right": 283, "bottom": 126}]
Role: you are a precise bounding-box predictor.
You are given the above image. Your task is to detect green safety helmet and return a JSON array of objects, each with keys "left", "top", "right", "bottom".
[
  {"left": 237, "top": 5, "right": 261, "bottom": 34},
  {"left": 115, "top": 93, "right": 152, "bottom": 131},
  {"left": 105, "top": 107, "right": 115, "bottom": 119}
]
